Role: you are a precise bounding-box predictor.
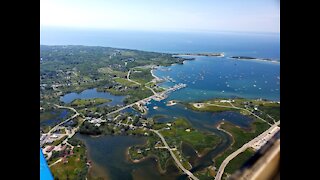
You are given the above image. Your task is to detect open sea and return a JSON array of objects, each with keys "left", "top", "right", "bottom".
[{"left": 41, "top": 27, "right": 279, "bottom": 59}]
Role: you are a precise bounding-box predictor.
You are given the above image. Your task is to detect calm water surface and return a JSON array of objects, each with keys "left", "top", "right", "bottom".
[
  {"left": 60, "top": 88, "right": 125, "bottom": 106},
  {"left": 76, "top": 134, "right": 180, "bottom": 180}
]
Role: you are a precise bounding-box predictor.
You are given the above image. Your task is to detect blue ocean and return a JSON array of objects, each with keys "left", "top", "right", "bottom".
[{"left": 41, "top": 27, "right": 279, "bottom": 59}]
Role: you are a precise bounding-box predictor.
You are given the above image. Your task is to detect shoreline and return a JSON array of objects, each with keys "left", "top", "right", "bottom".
[
  {"left": 229, "top": 57, "right": 280, "bottom": 64},
  {"left": 126, "top": 147, "right": 168, "bottom": 174},
  {"left": 80, "top": 136, "right": 111, "bottom": 180},
  {"left": 212, "top": 121, "right": 235, "bottom": 166},
  {"left": 150, "top": 66, "right": 160, "bottom": 79},
  {"left": 87, "top": 160, "right": 111, "bottom": 180},
  {"left": 174, "top": 53, "right": 225, "bottom": 57}
]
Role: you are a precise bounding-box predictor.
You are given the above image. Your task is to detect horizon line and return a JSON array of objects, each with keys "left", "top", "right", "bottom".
[{"left": 40, "top": 25, "right": 280, "bottom": 35}]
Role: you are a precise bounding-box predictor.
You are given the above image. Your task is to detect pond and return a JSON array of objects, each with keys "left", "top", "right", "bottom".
[{"left": 60, "top": 88, "right": 126, "bottom": 106}]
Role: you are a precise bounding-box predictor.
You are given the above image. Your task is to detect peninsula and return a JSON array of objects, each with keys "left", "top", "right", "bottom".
[
  {"left": 230, "top": 56, "right": 279, "bottom": 63},
  {"left": 175, "top": 52, "right": 225, "bottom": 57}
]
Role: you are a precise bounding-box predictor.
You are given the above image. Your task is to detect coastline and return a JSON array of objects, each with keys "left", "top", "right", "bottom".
[
  {"left": 212, "top": 121, "right": 236, "bottom": 166},
  {"left": 174, "top": 53, "right": 225, "bottom": 57},
  {"left": 81, "top": 136, "right": 111, "bottom": 180},
  {"left": 229, "top": 57, "right": 280, "bottom": 64},
  {"left": 87, "top": 160, "right": 110, "bottom": 180},
  {"left": 150, "top": 65, "right": 164, "bottom": 83},
  {"left": 126, "top": 147, "right": 168, "bottom": 174}
]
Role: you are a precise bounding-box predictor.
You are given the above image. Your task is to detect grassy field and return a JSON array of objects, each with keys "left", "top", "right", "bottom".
[
  {"left": 128, "top": 146, "right": 145, "bottom": 160},
  {"left": 130, "top": 68, "right": 154, "bottom": 84},
  {"left": 70, "top": 98, "right": 111, "bottom": 108},
  {"left": 97, "top": 67, "right": 127, "bottom": 78},
  {"left": 51, "top": 135, "right": 68, "bottom": 146},
  {"left": 224, "top": 148, "right": 255, "bottom": 175},
  {"left": 258, "top": 103, "right": 280, "bottom": 122},
  {"left": 128, "top": 132, "right": 172, "bottom": 172},
  {"left": 186, "top": 103, "right": 237, "bottom": 112},
  {"left": 114, "top": 77, "right": 138, "bottom": 87},
  {"left": 214, "top": 120, "right": 269, "bottom": 169},
  {"left": 50, "top": 145, "right": 88, "bottom": 180},
  {"left": 160, "top": 118, "right": 221, "bottom": 155},
  {"left": 106, "top": 87, "right": 153, "bottom": 104}
]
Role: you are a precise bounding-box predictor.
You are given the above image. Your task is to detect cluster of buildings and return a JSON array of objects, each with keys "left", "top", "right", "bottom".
[
  {"left": 86, "top": 117, "right": 107, "bottom": 127},
  {"left": 40, "top": 131, "right": 65, "bottom": 146},
  {"left": 219, "top": 99, "right": 235, "bottom": 103},
  {"left": 242, "top": 101, "right": 260, "bottom": 111}
]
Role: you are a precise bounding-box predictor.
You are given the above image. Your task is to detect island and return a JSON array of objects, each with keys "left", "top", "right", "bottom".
[{"left": 166, "top": 100, "right": 177, "bottom": 106}]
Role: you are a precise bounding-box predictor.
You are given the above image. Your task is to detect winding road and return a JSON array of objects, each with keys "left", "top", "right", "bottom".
[
  {"left": 150, "top": 129, "right": 199, "bottom": 180},
  {"left": 127, "top": 70, "right": 141, "bottom": 85}
]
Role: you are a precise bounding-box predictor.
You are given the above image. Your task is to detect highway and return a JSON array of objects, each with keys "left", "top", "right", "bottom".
[
  {"left": 214, "top": 121, "right": 280, "bottom": 180},
  {"left": 150, "top": 129, "right": 199, "bottom": 180}
]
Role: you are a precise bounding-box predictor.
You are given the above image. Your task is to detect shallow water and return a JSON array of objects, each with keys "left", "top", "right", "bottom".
[{"left": 76, "top": 134, "right": 181, "bottom": 180}]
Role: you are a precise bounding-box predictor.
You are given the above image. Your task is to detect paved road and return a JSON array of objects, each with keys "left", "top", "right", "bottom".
[
  {"left": 128, "top": 69, "right": 157, "bottom": 95},
  {"left": 127, "top": 70, "right": 141, "bottom": 85},
  {"left": 150, "top": 129, "right": 199, "bottom": 180},
  {"left": 48, "top": 105, "right": 80, "bottom": 133},
  {"left": 214, "top": 121, "right": 280, "bottom": 180},
  {"left": 145, "top": 85, "right": 157, "bottom": 95},
  {"left": 49, "top": 158, "right": 62, "bottom": 167},
  {"left": 41, "top": 104, "right": 80, "bottom": 147},
  {"left": 106, "top": 84, "right": 183, "bottom": 116}
]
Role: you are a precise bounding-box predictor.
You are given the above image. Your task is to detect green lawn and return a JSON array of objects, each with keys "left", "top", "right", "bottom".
[
  {"left": 51, "top": 135, "right": 68, "bottom": 146},
  {"left": 160, "top": 118, "right": 221, "bottom": 155},
  {"left": 70, "top": 98, "right": 111, "bottom": 108},
  {"left": 98, "top": 67, "right": 127, "bottom": 77},
  {"left": 114, "top": 77, "right": 138, "bottom": 86},
  {"left": 187, "top": 103, "right": 237, "bottom": 112},
  {"left": 224, "top": 148, "right": 255, "bottom": 175},
  {"left": 130, "top": 68, "right": 153, "bottom": 84},
  {"left": 50, "top": 144, "right": 88, "bottom": 180}
]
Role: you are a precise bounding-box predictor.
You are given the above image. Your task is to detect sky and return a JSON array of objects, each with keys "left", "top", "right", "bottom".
[{"left": 40, "top": 0, "right": 280, "bottom": 33}]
